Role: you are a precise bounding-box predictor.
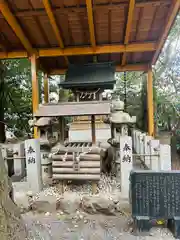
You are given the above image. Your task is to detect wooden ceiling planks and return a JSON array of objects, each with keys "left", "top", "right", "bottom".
[{"left": 0, "top": 0, "right": 178, "bottom": 73}]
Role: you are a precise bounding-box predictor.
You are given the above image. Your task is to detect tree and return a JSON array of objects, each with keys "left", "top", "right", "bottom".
[
  {"left": 153, "top": 14, "right": 180, "bottom": 132},
  {"left": 115, "top": 71, "right": 145, "bottom": 129},
  {"left": 0, "top": 59, "right": 43, "bottom": 141},
  {"left": 0, "top": 150, "right": 28, "bottom": 239},
  {"left": 0, "top": 62, "right": 6, "bottom": 142}
]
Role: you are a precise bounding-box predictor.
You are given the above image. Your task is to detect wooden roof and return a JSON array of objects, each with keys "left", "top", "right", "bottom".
[
  {"left": 0, "top": 0, "right": 179, "bottom": 74},
  {"left": 60, "top": 62, "right": 115, "bottom": 89}
]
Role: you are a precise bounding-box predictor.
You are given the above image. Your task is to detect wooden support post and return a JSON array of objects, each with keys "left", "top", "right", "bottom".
[
  {"left": 91, "top": 115, "right": 96, "bottom": 144},
  {"left": 44, "top": 73, "right": 49, "bottom": 103},
  {"left": 91, "top": 114, "right": 97, "bottom": 193},
  {"left": 147, "top": 67, "right": 154, "bottom": 137},
  {"left": 59, "top": 117, "right": 65, "bottom": 143},
  {"left": 92, "top": 182, "right": 97, "bottom": 194},
  {"left": 31, "top": 54, "right": 39, "bottom": 139}
]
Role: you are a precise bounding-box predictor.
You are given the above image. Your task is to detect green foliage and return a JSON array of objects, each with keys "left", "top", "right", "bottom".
[
  {"left": 115, "top": 71, "right": 145, "bottom": 129},
  {"left": 0, "top": 14, "right": 179, "bottom": 140},
  {"left": 153, "top": 13, "right": 180, "bottom": 132},
  {"left": 114, "top": 14, "right": 180, "bottom": 134},
  {"left": 0, "top": 59, "right": 43, "bottom": 138}
]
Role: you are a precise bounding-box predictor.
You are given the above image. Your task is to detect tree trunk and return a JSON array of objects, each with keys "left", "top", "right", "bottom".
[
  {"left": 0, "top": 150, "right": 28, "bottom": 239},
  {"left": 0, "top": 108, "right": 5, "bottom": 143},
  {"left": 0, "top": 62, "right": 6, "bottom": 143}
]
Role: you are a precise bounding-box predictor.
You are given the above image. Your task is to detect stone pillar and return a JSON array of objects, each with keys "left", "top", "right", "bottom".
[
  {"left": 132, "top": 129, "right": 136, "bottom": 150},
  {"left": 134, "top": 130, "right": 138, "bottom": 153},
  {"left": 139, "top": 133, "right": 146, "bottom": 162},
  {"left": 144, "top": 135, "right": 152, "bottom": 167},
  {"left": 13, "top": 142, "right": 25, "bottom": 177},
  {"left": 40, "top": 146, "right": 52, "bottom": 185},
  {"left": 136, "top": 131, "right": 141, "bottom": 154},
  {"left": 1, "top": 145, "right": 8, "bottom": 171},
  {"left": 160, "top": 144, "right": 171, "bottom": 170},
  {"left": 120, "top": 136, "right": 133, "bottom": 199},
  {"left": 25, "top": 139, "right": 42, "bottom": 193},
  {"left": 149, "top": 139, "right": 160, "bottom": 170}
]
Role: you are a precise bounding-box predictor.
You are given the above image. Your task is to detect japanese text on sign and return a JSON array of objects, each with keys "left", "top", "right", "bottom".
[
  {"left": 122, "top": 155, "right": 131, "bottom": 163},
  {"left": 28, "top": 157, "right": 35, "bottom": 164},
  {"left": 123, "top": 143, "right": 131, "bottom": 152},
  {"left": 44, "top": 168, "right": 48, "bottom": 173},
  {"left": 42, "top": 153, "right": 48, "bottom": 159},
  {"left": 122, "top": 142, "right": 132, "bottom": 163},
  {"left": 27, "top": 146, "right": 35, "bottom": 154}
]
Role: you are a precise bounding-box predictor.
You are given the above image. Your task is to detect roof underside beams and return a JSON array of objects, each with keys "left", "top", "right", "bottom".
[
  {"left": 0, "top": 0, "right": 179, "bottom": 73},
  {"left": 0, "top": 42, "right": 156, "bottom": 58}
]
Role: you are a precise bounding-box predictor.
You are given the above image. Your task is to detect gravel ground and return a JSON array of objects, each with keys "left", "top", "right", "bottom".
[{"left": 23, "top": 212, "right": 175, "bottom": 240}]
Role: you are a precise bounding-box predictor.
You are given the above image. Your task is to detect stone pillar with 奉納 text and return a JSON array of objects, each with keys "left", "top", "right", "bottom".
[
  {"left": 120, "top": 136, "right": 133, "bottom": 199},
  {"left": 25, "top": 139, "right": 42, "bottom": 193}
]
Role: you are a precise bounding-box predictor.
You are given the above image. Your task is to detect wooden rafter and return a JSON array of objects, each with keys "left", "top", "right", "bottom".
[
  {"left": 86, "top": 0, "right": 96, "bottom": 47},
  {"left": 0, "top": 0, "right": 36, "bottom": 56},
  {"left": 151, "top": 0, "right": 180, "bottom": 65},
  {"left": 0, "top": 42, "right": 156, "bottom": 59},
  {"left": 28, "top": 0, "right": 51, "bottom": 47},
  {"left": 0, "top": 1, "right": 171, "bottom": 19},
  {"left": 86, "top": 0, "right": 97, "bottom": 62},
  {"left": 49, "top": 64, "right": 148, "bottom": 75},
  {"left": 121, "top": 0, "right": 135, "bottom": 66},
  {"left": 42, "top": 0, "right": 69, "bottom": 65}
]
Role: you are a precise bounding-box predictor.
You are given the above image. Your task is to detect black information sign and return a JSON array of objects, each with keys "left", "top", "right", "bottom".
[{"left": 130, "top": 171, "right": 180, "bottom": 218}]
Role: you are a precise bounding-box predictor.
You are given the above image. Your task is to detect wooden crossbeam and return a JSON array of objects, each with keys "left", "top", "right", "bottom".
[
  {"left": 0, "top": 0, "right": 36, "bottom": 56},
  {"left": 0, "top": 42, "right": 156, "bottom": 59},
  {"left": 42, "top": 0, "right": 68, "bottom": 65},
  {"left": 122, "top": 0, "right": 135, "bottom": 66},
  {"left": 151, "top": 0, "right": 180, "bottom": 65},
  {"left": 39, "top": 42, "right": 156, "bottom": 57},
  {"left": 49, "top": 64, "right": 148, "bottom": 75}
]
